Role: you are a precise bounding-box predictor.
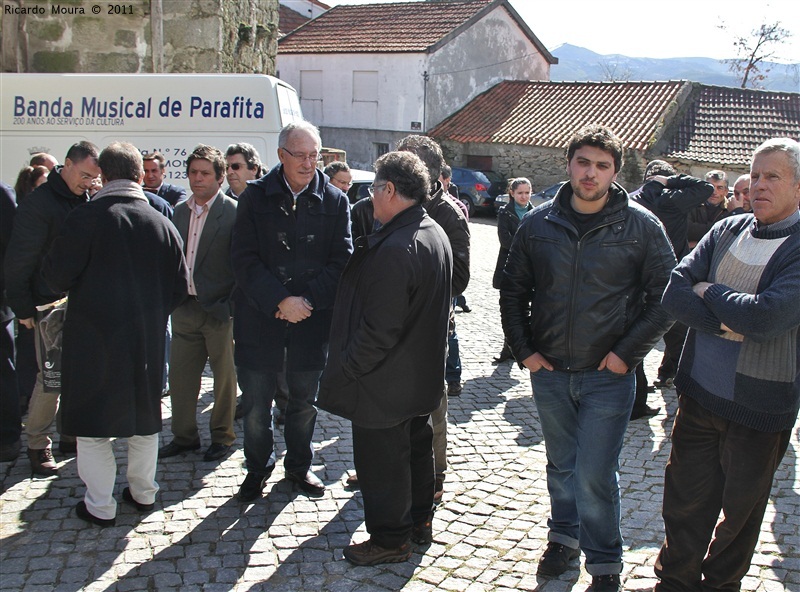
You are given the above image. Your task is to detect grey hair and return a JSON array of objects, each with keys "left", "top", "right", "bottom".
[
  {"left": 704, "top": 169, "right": 728, "bottom": 185},
  {"left": 753, "top": 138, "right": 800, "bottom": 183},
  {"left": 278, "top": 120, "right": 322, "bottom": 150}
]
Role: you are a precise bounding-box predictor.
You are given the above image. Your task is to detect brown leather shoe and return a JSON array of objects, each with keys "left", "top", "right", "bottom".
[
  {"left": 28, "top": 447, "right": 58, "bottom": 476},
  {"left": 344, "top": 473, "right": 360, "bottom": 489},
  {"left": 433, "top": 476, "right": 444, "bottom": 504},
  {"left": 411, "top": 515, "right": 433, "bottom": 545},
  {"left": 343, "top": 539, "right": 412, "bottom": 566}
]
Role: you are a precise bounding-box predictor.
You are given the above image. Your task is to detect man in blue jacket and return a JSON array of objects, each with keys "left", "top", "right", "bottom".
[
  {"left": 655, "top": 138, "right": 800, "bottom": 591},
  {"left": 500, "top": 125, "right": 675, "bottom": 591},
  {"left": 231, "top": 121, "right": 352, "bottom": 502}
]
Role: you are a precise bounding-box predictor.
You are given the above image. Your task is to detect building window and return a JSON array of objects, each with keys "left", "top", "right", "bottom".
[
  {"left": 374, "top": 143, "right": 389, "bottom": 159},
  {"left": 353, "top": 71, "right": 378, "bottom": 103},
  {"left": 300, "top": 70, "right": 323, "bottom": 100}
]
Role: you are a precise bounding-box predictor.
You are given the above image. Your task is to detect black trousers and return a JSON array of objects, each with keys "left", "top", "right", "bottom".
[
  {"left": 0, "top": 318, "right": 21, "bottom": 446},
  {"left": 352, "top": 415, "right": 435, "bottom": 548},
  {"left": 655, "top": 395, "right": 791, "bottom": 591},
  {"left": 658, "top": 322, "right": 688, "bottom": 379}
]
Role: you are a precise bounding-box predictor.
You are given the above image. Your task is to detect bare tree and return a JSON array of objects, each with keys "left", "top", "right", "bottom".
[
  {"left": 598, "top": 59, "right": 633, "bottom": 82},
  {"left": 720, "top": 21, "right": 793, "bottom": 89}
]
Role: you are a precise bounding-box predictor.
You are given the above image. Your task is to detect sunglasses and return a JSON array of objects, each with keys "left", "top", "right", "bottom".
[{"left": 226, "top": 163, "right": 250, "bottom": 171}]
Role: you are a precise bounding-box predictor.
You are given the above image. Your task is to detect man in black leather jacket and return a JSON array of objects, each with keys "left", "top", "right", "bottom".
[{"left": 500, "top": 125, "right": 675, "bottom": 591}]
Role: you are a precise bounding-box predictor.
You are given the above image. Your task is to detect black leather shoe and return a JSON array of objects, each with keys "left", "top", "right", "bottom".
[
  {"left": 58, "top": 439, "right": 77, "bottom": 456},
  {"left": 447, "top": 381, "right": 462, "bottom": 397},
  {"left": 238, "top": 472, "right": 268, "bottom": 502},
  {"left": 343, "top": 539, "right": 411, "bottom": 566},
  {"left": 285, "top": 470, "right": 325, "bottom": 496},
  {"left": 203, "top": 443, "right": 231, "bottom": 462},
  {"left": 122, "top": 487, "right": 155, "bottom": 512},
  {"left": 537, "top": 541, "right": 580, "bottom": 576},
  {"left": 591, "top": 574, "right": 621, "bottom": 592},
  {"left": 492, "top": 351, "right": 513, "bottom": 364},
  {"left": 76, "top": 501, "right": 116, "bottom": 527},
  {"left": 630, "top": 405, "right": 660, "bottom": 420},
  {"left": 158, "top": 440, "right": 200, "bottom": 458},
  {"left": 653, "top": 376, "right": 674, "bottom": 388}
]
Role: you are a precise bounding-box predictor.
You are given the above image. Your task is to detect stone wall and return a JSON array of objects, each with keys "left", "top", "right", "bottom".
[
  {"left": 438, "top": 140, "right": 652, "bottom": 192},
  {"left": 1, "top": 0, "right": 278, "bottom": 73}
]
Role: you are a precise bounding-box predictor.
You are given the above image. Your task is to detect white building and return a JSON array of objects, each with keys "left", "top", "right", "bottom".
[{"left": 277, "top": 0, "right": 556, "bottom": 169}]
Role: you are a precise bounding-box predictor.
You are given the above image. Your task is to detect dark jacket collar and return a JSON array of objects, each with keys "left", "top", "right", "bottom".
[
  {"left": 367, "top": 204, "right": 426, "bottom": 249},
  {"left": 50, "top": 166, "right": 89, "bottom": 202}
]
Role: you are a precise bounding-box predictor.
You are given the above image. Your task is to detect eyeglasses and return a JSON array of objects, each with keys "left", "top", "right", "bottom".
[
  {"left": 282, "top": 147, "right": 320, "bottom": 163},
  {"left": 368, "top": 183, "right": 388, "bottom": 197}
]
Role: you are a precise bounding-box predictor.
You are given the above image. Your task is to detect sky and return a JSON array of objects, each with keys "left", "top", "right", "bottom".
[{"left": 319, "top": 0, "right": 800, "bottom": 63}]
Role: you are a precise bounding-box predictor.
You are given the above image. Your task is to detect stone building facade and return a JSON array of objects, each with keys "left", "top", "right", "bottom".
[{"left": 1, "top": 0, "right": 279, "bottom": 74}]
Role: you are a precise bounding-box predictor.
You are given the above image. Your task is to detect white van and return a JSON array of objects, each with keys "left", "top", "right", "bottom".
[{"left": 0, "top": 73, "right": 303, "bottom": 187}]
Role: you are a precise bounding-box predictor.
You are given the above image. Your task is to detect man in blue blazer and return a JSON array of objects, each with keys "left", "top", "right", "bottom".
[{"left": 143, "top": 152, "right": 187, "bottom": 206}]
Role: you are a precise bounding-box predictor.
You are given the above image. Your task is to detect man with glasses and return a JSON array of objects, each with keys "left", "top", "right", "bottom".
[
  {"left": 231, "top": 121, "right": 352, "bottom": 502},
  {"left": 324, "top": 161, "right": 353, "bottom": 194},
  {"left": 318, "top": 151, "right": 452, "bottom": 566},
  {"left": 225, "top": 143, "right": 264, "bottom": 200},
  {"left": 4, "top": 141, "right": 101, "bottom": 476}
]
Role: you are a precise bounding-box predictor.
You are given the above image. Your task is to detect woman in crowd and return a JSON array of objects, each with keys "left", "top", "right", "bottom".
[
  {"left": 14, "top": 165, "right": 49, "bottom": 202},
  {"left": 492, "top": 177, "right": 534, "bottom": 363}
]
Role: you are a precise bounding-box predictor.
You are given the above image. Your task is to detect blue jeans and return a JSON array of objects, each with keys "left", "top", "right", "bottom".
[
  {"left": 530, "top": 367, "right": 635, "bottom": 576},
  {"left": 238, "top": 366, "right": 322, "bottom": 477}
]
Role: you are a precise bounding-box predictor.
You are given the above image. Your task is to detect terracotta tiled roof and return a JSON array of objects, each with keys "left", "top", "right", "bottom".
[
  {"left": 279, "top": 5, "right": 312, "bottom": 37},
  {"left": 663, "top": 85, "right": 800, "bottom": 167},
  {"left": 279, "top": 0, "right": 499, "bottom": 53},
  {"left": 429, "top": 80, "right": 688, "bottom": 151}
]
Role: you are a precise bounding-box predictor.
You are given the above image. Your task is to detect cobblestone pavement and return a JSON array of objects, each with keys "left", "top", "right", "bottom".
[{"left": 1, "top": 217, "right": 798, "bottom": 592}]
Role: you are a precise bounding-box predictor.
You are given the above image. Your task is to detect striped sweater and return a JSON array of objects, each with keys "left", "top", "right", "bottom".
[{"left": 662, "top": 211, "right": 800, "bottom": 432}]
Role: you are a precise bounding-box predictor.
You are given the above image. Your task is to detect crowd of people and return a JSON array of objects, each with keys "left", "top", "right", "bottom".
[{"left": 0, "top": 121, "right": 798, "bottom": 592}]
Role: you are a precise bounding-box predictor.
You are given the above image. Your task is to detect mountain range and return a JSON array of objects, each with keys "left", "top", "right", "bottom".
[{"left": 549, "top": 44, "right": 800, "bottom": 93}]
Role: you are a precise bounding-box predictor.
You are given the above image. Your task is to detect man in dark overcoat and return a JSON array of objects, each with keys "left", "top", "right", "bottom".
[
  {"left": 317, "top": 151, "right": 453, "bottom": 566},
  {"left": 4, "top": 141, "right": 100, "bottom": 475},
  {"left": 42, "top": 142, "right": 189, "bottom": 527},
  {"left": 231, "top": 120, "right": 352, "bottom": 502}
]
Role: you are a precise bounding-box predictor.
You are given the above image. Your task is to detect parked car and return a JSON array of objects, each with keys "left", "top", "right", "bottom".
[
  {"left": 493, "top": 181, "right": 566, "bottom": 215},
  {"left": 481, "top": 170, "right": 508, "bottom": 199},
  {"left": 451, "top": 167, "right": 495, "bottom": 217},
  {"left": 346, "top": 168, "right": 375, "bottom": 204}
]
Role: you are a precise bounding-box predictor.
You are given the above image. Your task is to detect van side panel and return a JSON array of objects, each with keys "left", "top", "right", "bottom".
[{"left": 1, "top": 74, "right": 303, "bottom": 188}]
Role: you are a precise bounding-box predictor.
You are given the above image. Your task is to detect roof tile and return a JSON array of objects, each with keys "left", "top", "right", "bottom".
[
  {"left": 279, "top": 0, "right": 494, "bottom": 53},
  {"left": 429, "top": 80, "right": 687, "bottom": 152},
  {"left": 664, "top": 85, "right": 800, "bottom": 166}
]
